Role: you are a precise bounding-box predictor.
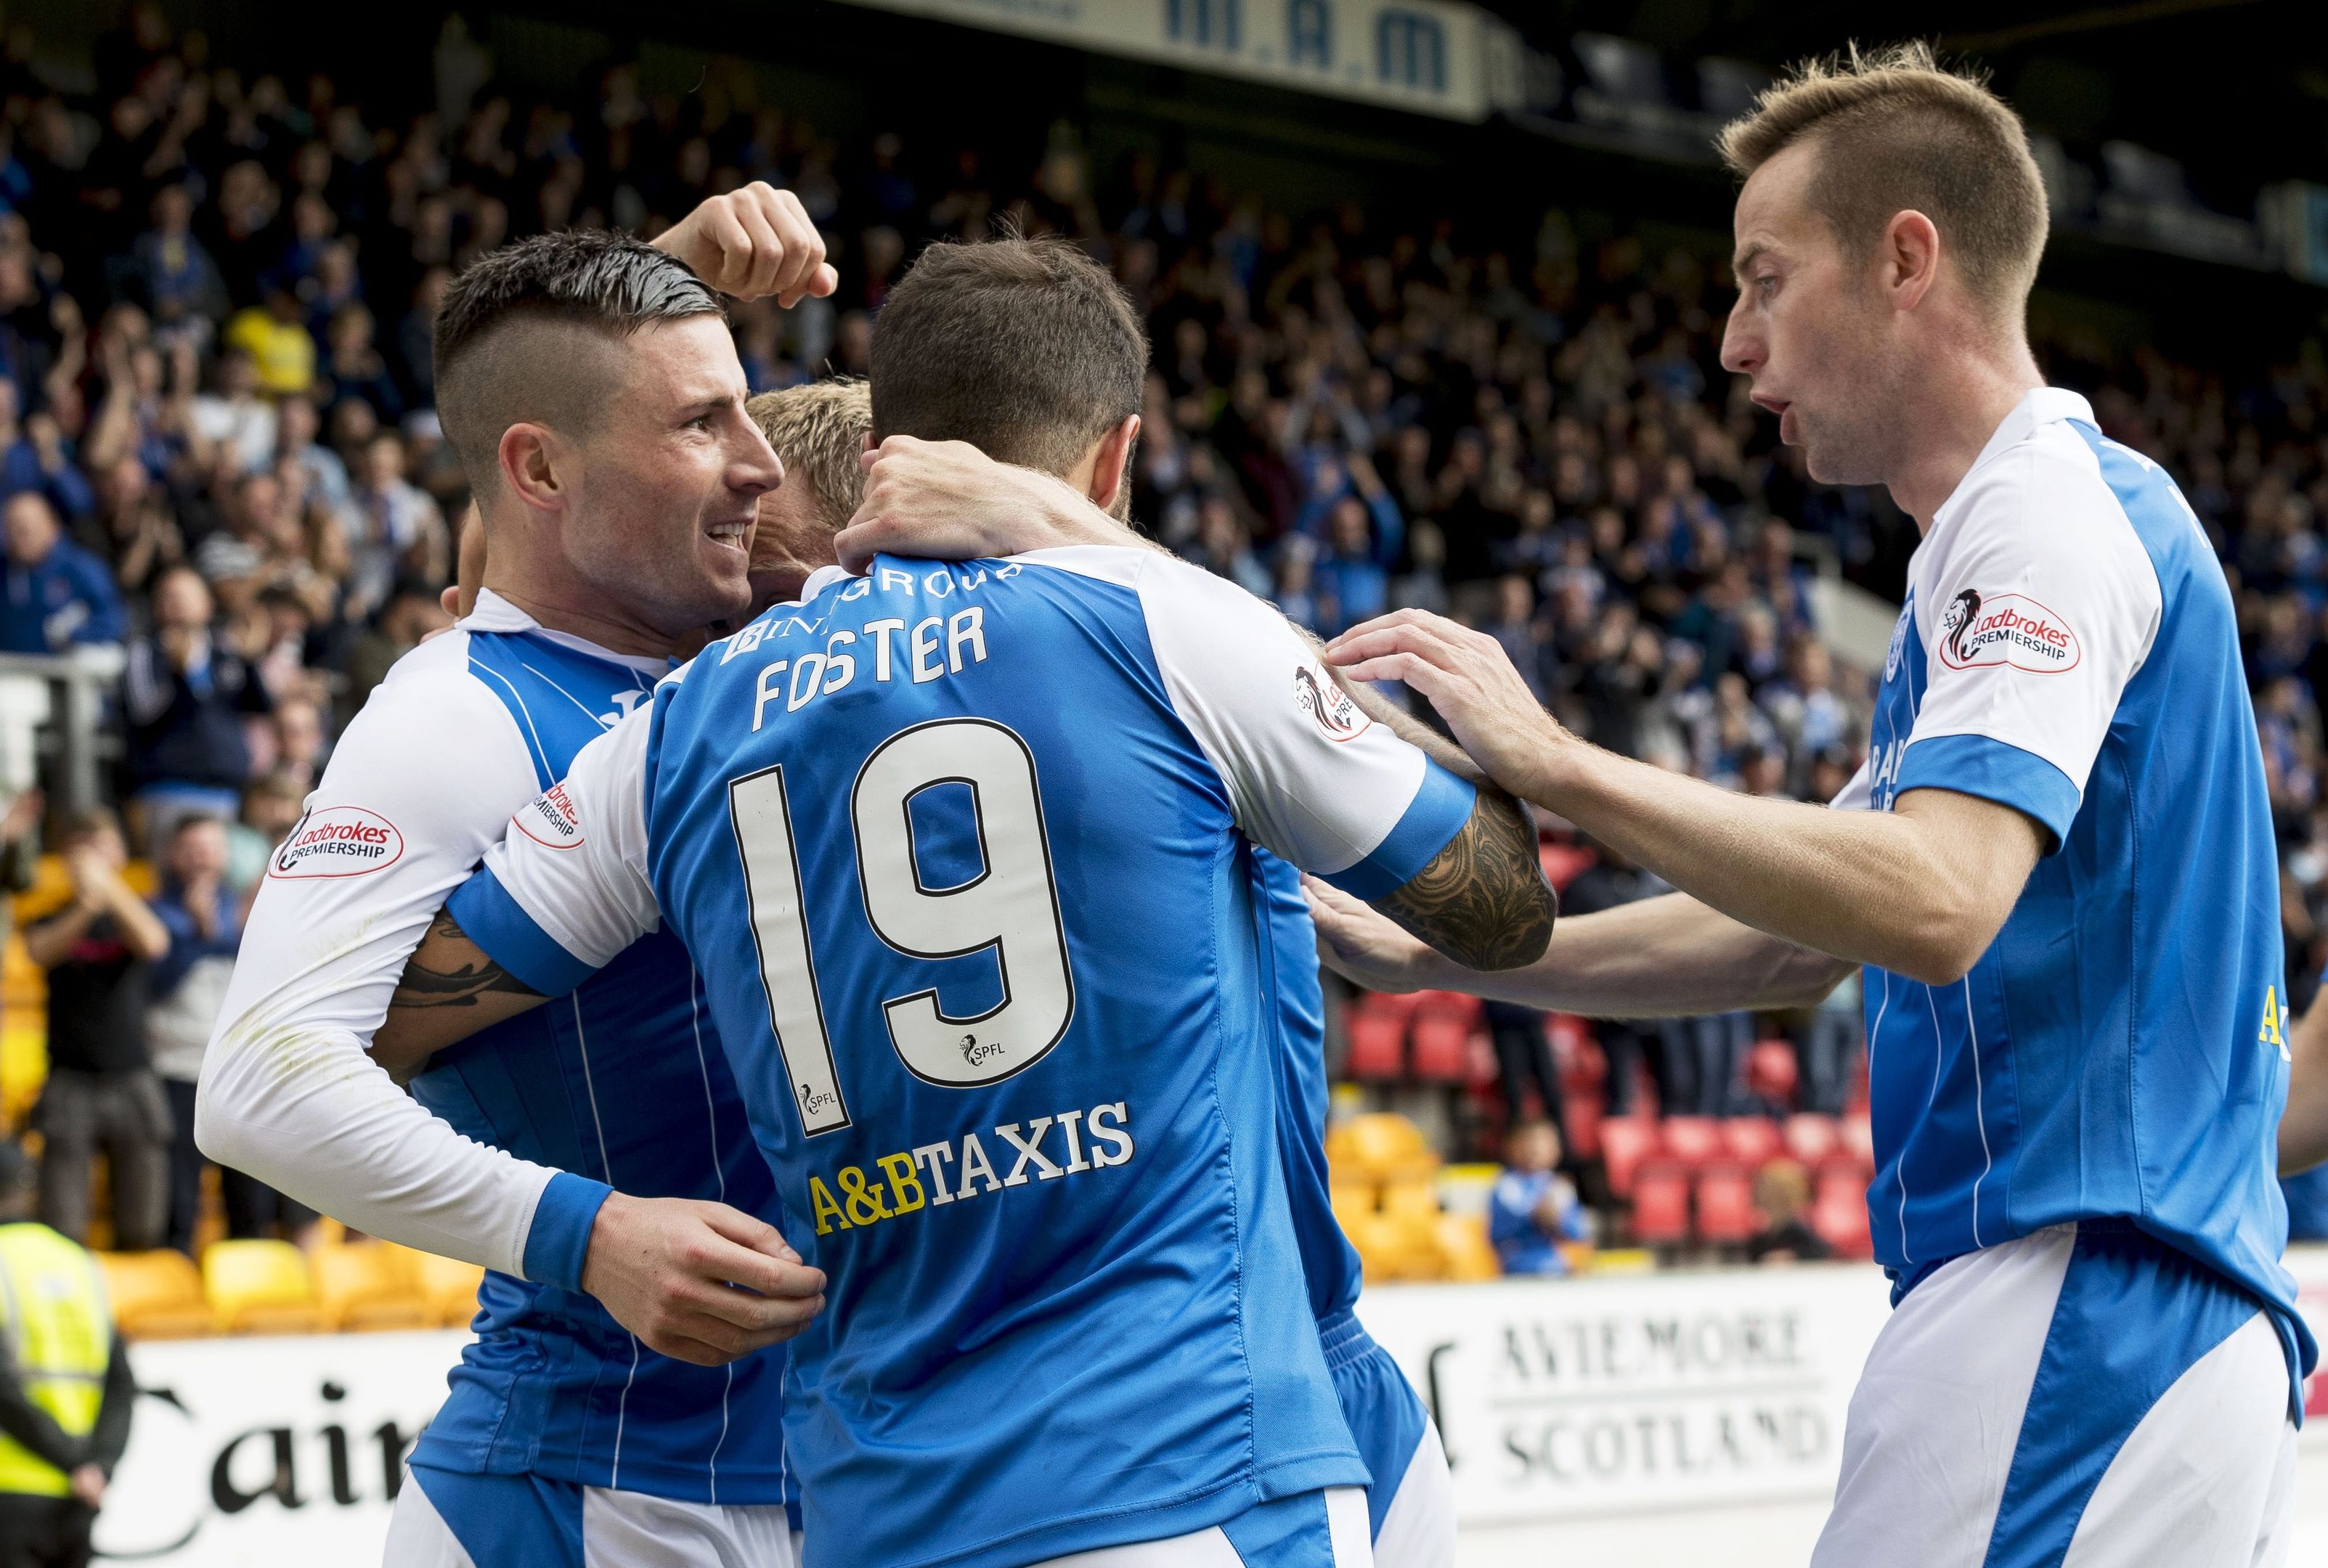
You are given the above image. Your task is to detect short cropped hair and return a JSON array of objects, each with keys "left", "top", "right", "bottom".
[
  {"left": 1716, "top": 41, "right": 2048, "bottom": 317},
  {"left": 746, "top": 379, "right": 873, "bottom": 534},
  {"left": 433, "top": 230, "right": 725, "bottom": 485},
  {"left": 868, "top": 236, "right": 1145, "bottom": 478}
]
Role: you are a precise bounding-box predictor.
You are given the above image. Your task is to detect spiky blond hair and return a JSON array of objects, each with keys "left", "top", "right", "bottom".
[
  {"left": 1717, "top": 41, "right": 2048, "bottom": 317},
  {"left": 746, "top": 378, "right": 874, "bottom": 534}
]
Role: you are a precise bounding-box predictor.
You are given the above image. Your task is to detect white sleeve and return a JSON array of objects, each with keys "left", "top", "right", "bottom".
[
  {"left": 458, "top": 703, "right": 661, "bottom": 987},
  {"left": 196, "top": 641, "right": 577, "bottom": 1277},
  {"left": 1128, "top": 554, "right": 1479, "bottom": 898},
  {"left": 1896, "top": 448, "right": 2162, "bottom": 846}
]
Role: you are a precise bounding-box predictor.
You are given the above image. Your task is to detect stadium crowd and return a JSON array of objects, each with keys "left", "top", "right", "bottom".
[{"left": 1, "top": 8, "right": 2326, "bottom": 1253}]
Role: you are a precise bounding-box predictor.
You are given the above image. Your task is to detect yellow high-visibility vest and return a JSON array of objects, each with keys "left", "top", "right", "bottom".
[{"left": 0, "top": 1222, "right": 111, "bottom": 1497}]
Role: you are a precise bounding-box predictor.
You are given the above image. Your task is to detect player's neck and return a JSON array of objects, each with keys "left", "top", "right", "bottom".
[
  {"left": 481, "top": 576, "right": 683, "bottom": 660},
  {"left": 1887, "top": 341, "right": 2045, "bottom": 529}
]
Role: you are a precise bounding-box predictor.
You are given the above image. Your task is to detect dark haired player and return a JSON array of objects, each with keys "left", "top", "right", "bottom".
[
  {"left": 199, "top": 189, "right": 836, "bottom": 1567},
  {"left": 375, "top": 234, "right": 1554, "bottom": 1568}
]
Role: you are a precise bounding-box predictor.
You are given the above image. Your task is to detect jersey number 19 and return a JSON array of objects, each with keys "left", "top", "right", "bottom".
[{"left": 728, "top": 717, "right": 1078, "bottom": 1135}]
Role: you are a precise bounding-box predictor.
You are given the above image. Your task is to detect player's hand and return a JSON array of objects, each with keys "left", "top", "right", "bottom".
[
  {"left": 834, "top": 436, "right": 1129, "bottom": 573},
  {"left": 1324, "top": 610, "right": 1573, "bottom": 804},
  {"left": 1303, "top": 875, "right": 1451, "bottom": 991},
  {"left": 653, "top": 184, "right": 839, "bottom": 308},
  {"left": 579, "top": 1193, "right": 827, "bottom": 1367},
  {"left": 68, "top": 1463, "right": 105, "bottom": 1508}
]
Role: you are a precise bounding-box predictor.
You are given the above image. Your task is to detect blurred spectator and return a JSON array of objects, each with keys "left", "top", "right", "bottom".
[
  {"left": 145, "top": 814, "right": 312, "bottom": 1252},
  {"left": 22, "top": 809, "right": 170, "bottom": 1252},
  {"left": 0, "top": 1137, "right": 135, "bottom": 1565},
  {"left": 222, "top": 772, "right": 304, "bottom": 895},
  {"left": 1489, "top": 1119, "right": 1591, "bottom": 1275},
  {"left": 126, "top": 182, "right": 229, "bottom": 335},
  {"left": 187, "top": 346, "right": 274, "bottom": 475},
  {"left": 1485, "top": 1001, "right": 1564, "bottom": 1135},
  {"left": 145, "top": 814, "right": 233, "bottom": 1254},
  {"left": 0, "top": 496, "right": 123, "bottom": 654},
  {"left": 0, "top": 387, "right": 94, "bottom": 523},
  {"left": 1747, "top": 1159, "right": 1833, "bottom": 1264},
  {"left": 1802, "top": 968, "right": 1863, "bottom": 1116},
  {"left": 122, "top": 567, "right": 273, "bottom": 859},
  {"left": 222, "top": 284, "right": 313, "bottom": 399}
]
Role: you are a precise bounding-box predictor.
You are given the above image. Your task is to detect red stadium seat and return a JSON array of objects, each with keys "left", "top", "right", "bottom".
[
  {"left": 1412, "top": 990, "right": 1484, "bottom": 1027},
  {"left": 1409, "top": 1013, "right": 1472, "bottom": 1082},
  {"left": 1746, "top": 1039, "right": 1799, "bottom": 1107},
  {"left": 1814, "top": 1159, "right": 1869, "bottom": 1217},
  {"left": 1719, "top": 1116, "right": 1783, "bottom": 1169},
  {"left": 1841, "top": 1111, "right": 1876, "bottom": 1170},
  {"left": 1538, "top": 841, "right": 1597, "bottom": 891},
  {"left": 1784, "top": 1113, "right": 1841, "bottom": 1167},
  {"left": 1547, "top": 1015, "right": 1599, "bottom": 1083},
  {"left": 1598, "top": 1116, "right": 1661, "bottom": 1198},
  {"left": 1343, "top": 1001, "right": 1407, "bottom": 1080},
  {"left": 1812, "top": 1182, "right": 1873, "bottom": 1259},
  {"left": 1660, "top": 1115, "right": 1721, "bottom": 1169},
  {"left": 1562, "top": 1085, "right": 1605, "bottom": 1162},
  {"left": 1629, "top": 1160, "right": 1691, "bottom": 1246},
  {"left": 1694, "top": 1162, "right": 1759, "bottom": 1245}
]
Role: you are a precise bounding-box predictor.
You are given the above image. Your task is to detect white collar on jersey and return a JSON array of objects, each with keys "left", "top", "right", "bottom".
[
  {"left": 797, "top": 563, "right": 856, "bottom": 603},
  {"left": 1929, "top": 387, "right": 2099, "bottom": 533},
  {"left": 456, "top": 587, "right": 674, "bottom": 678},
  {"left": 1967, "top": 386, "right": 2097, "bottom": 476}
]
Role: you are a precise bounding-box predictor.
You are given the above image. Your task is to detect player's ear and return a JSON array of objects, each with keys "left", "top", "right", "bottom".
[
  {"left": 1886, "top": 209, "right": 1941, "bottom": 314},
  {"left": 1084, "top": 415, "right": 1142, "bottom": 515},
  {"left": 498, "top": 422, "right": 569, "bottom": 516}
]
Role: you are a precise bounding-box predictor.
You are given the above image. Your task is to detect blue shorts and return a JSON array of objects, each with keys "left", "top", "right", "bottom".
[
  {"left": 388, "top": 1462, "right": 797, "bottom": 1568},
  {"left": 1813, "top": 1222, "right": 2297, "bottom": 1568},
  {"left": 1317, "top": 1309, "right": 1451, "bottom": 1568}
]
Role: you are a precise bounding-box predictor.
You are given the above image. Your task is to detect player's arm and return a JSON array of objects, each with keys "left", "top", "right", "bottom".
[
  {"left": 1309, "top": 881, "right": 1851, "bottom": 1016},
  {"left": 1330, "top": 465, "right": 2152, "bottom": 987},
  {"left": 367, "top": 907, "right": 548, "bottom": 1077},
  {"left": 834, "top": 436, "right": 1139, "bottom": 573},
  {"left": 373, "top": 703, "right": 826, "bottom": 1363},
  {"left": 1137, "top": 557, "right": 1555, "bottom": 971},
  {"left": 651, "top": 184, "right": 839, "bottom": 307},
  {"left": 198, "top": 672, "right": 616, "bottom": 1273},
  {"left": 200, "top": 677, "right": 819, "bottom": 1366},
  {"left": 2282, "top": 979, "right": 2328, "bottom": 1175}
]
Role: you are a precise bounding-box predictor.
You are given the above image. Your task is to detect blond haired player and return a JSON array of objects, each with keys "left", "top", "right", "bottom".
[{"left": 1308, "top": 45, "right": 2308, "bottom": 1566}]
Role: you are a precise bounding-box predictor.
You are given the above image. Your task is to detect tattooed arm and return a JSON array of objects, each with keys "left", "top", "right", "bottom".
[
  {"left": 370, "top": 908, "right": 549, "bottom": 1082},
  {"left": 1372, "top": 786, "right": 1555, "bottom": 971}
]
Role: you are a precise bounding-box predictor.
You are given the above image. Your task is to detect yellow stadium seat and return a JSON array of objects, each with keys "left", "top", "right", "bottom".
[
  {"left": 402, "top": 1247, "right": 487, "bottom": 1328},
  {"left": 1380, "top": 1177, "right": 1438, "bottom": 1220},
  {"left": 1434, "top": 1213, "right": 1502, "bottom": 1282},
  {"left": 312, "top": 1242, "right": 433, "bottom": 1331},
  {"left": 1329, "top": 1181, "right": 1377, "bottom": 1234},
  {"left": 95, "top": 1250, "right": 216, "bottom": 1339},
  {"left": 203, "top": 1239, "right": 322, "bottom": 1334},
  {"left": 1324, "top": 1114, "right": 1439, "bottom": 1185}
]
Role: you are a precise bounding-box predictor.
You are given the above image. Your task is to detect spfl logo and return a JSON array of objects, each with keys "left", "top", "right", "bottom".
[
  {"left": 1293, "top": 663, "right": 1370, "bottom": 743},
  {"left": 960, "top": 1034, "right": 1004, "bottom": 1067},
  {"left": 798, "top": 1082, "right": 837, "bottom": 1116},
  {"left": 1937, "top": 589, "right": 2081, "bottom": 674}
]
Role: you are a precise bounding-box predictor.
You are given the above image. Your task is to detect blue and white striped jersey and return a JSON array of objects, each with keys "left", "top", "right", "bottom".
[
  {"left": 204, "top": 589, "right": 791, "bottom": 1505},
  {"left": 447, "top": 549, "right": 1479, "bottom": 1568},
  {"left": 1835, "top": 387, "right": 2318, "bottom": 1405}
]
